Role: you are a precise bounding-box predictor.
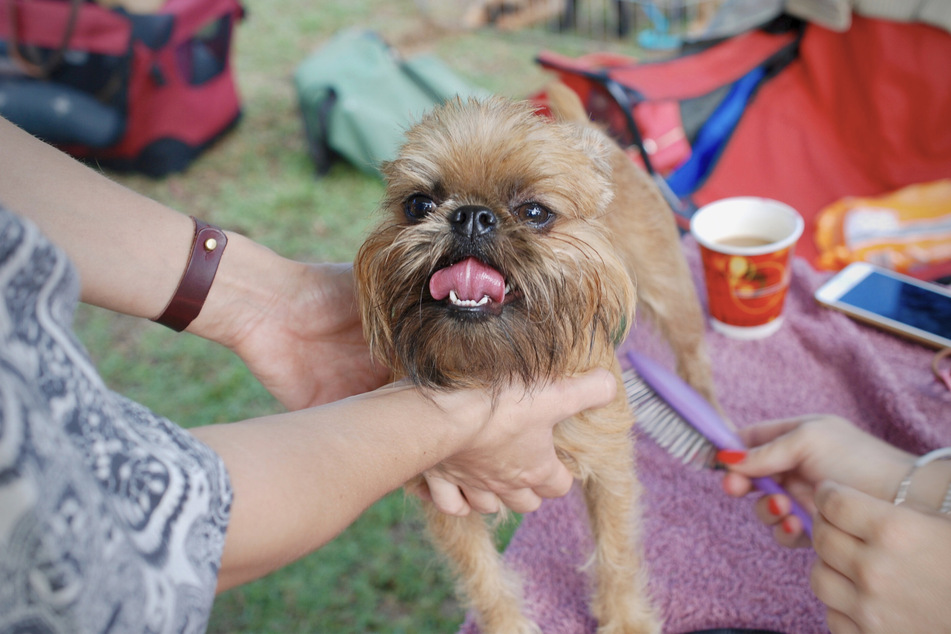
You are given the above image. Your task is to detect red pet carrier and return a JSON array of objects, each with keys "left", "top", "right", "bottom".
[
  {"left": 0, "top": 0, "right": 244, "bottom": 176},
  {"left": 535, "top": 19, "right": 801, "bottom": 227}
]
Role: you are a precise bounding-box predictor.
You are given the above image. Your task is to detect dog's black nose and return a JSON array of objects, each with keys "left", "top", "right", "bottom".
[{"left": 450, "top": 205, "right": 496, "bottom": 240}]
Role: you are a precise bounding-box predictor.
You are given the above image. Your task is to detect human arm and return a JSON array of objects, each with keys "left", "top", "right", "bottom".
[
  {"left": 0, "top": 115, "right": 388, "bottom": 408},
  {"left": 0, "top": 115, "right": 194, "bottom": 318},
  {"left": 190, "top": 369, "right": 615, "bottom": 592}
]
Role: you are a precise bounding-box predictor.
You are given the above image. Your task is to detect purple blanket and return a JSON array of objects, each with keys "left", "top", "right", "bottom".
[{"left": 459, "top": 236, "right": 951, "bottom": 633}]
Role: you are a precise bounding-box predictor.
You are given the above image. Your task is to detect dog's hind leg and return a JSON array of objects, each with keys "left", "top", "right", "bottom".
[{"left": 422, "top": 500, "right": 540, "bottom": 634}]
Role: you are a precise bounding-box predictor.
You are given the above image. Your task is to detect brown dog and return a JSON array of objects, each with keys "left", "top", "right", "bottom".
[{"left": 354, "top": 82, "right": 716, "bottom": 633}]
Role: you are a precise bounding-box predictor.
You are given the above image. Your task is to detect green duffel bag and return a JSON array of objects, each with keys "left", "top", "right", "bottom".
[{"left": 295, "top": 29, "right": 488, "bottom": 177}]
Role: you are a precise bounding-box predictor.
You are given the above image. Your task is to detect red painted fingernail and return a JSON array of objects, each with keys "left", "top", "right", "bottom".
[
  {"left": 768, "top": 496, "right": 784, "bottom": 517},
  {"left": 781, "top": 517, "right": 796, "bottom": 535},
  {"left": 716, "top": 449, "right": 747, "bottom": 465}
]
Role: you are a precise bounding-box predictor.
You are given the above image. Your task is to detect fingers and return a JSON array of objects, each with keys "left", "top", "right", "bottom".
[
  {"left": 721, "top": 434, "right": 805, "bottom": 481},
  {"left": 824, "top": 609, "right": 860, "bottom": 634},
  {"left": 422, "top": 472, "right": 570, "bottom": 516},
  {"left": 811, "top": 558, "right": 861, "bottom": 634},
  {"left": 751, "top": 493, "right": 812, "bottom": 548},
  {"left": 423, "top": 464, "right": 574, "bottom": 517},
  {"left": 809, "top": 482, "right": 888, "bottom": 622},
  {"left": 736, "top": 416, "right": 807, "bottom": 448},
  {"left": 809, "top": 492, "right": 874, "bottom": 634},
  {"left": 755, "top": 495, "right": 807, "bottom": 547},
  {"left": 461, "top": 485, "right": 502, "bottom": 515},
  {"left": 497, "top": 460, "right": 574, "bottom": 513},
  {"left": 720, "top": 471, "right": 755, "bottom": 498},
  {"left": 729, "top": 414, "right": 852, "bottom": 481},
  {"left": 721, "top": 462, "right": 815, "bottom": 548},
  {"left": 814, "top": 480, "right": 886, "bottom": 544},
  {"left": 424, "top": 474, "right": 472, "bottom": 516},
  {"left": 495, "top": 488, "right": 541, "bottom": 514},
  {"left": 811, "top": 523, "right": 859, "bottom": 624},
  {"left": 530, "top": 460, "right": 575, "bottom": 500}
]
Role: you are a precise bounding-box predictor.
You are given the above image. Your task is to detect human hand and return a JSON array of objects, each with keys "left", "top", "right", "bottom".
[
  {"left": 810, "top": 481, "right": 951, "bottom": 633},
  {"left": 194, "top": 240, "right": 390, "bottom": 410},
  {"left": 719, "top": 415, "right": 913, "bottom": 547},
  {"left": 412, "top": 369, "right": 617, "bottom": 516},
  {"left": 232, "top": 261, "right": 391, "bottom": 410}
]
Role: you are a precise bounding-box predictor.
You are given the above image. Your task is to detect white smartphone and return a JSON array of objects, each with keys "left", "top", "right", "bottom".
[{"left": 814, "top": 262, "right": 951, "bottom": 349}]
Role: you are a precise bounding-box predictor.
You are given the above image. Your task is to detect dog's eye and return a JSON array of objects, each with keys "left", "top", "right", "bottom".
[
  {"left": 404, "top": 195, "right": 436, "bottom": 221},
  {"left": 514, "top": 202, "right": 554, "bottom": 228}
]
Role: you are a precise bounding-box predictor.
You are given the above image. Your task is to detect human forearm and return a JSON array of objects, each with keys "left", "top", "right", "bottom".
[
  {"left": 0, "top": 116, "right": 197, "bottom": 317},
  {"left": 0, "top": 116, "right": 296, "bottom": 350},
  {"left": 192, "top": 383, "right": 471, "bottom": 592}
]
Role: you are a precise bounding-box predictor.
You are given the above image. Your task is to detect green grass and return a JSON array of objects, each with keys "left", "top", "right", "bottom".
[{"left": 74, "top": 1, "right": 647, "bottom": 630}]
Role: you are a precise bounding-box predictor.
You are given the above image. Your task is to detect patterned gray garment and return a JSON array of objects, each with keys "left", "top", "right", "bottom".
[{"left": 0, "top": 208, "right": 232, "bottom": 633}]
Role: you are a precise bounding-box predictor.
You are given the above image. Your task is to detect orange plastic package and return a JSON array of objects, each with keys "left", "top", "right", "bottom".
[{"left": 815, "top": 179, "right": 951, "bottom": 280}]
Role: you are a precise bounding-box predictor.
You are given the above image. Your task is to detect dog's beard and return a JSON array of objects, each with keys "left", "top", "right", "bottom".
[{"left": 354, "top": 97, "right": 635, "bottom": 392}]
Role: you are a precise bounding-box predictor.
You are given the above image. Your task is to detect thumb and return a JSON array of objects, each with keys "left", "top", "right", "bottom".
[
  {"left": 546, "top": 368, "right": 617, "bottom": 417},
  {"left": 719, "top": 427, "right": 807, "bottom": 480}
]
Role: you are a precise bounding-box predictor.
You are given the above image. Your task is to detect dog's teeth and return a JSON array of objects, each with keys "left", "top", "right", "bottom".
[{"left": 448, "top": 289, "right": 491, "bottom": 307}]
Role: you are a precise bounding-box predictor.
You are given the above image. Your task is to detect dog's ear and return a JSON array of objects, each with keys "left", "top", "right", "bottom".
[
  {"left": 544, "top": 81, "right": 587, "bottom": 123},
  {"left": 545, "top": 81, "right": 614, "bottom": 178},
  {"left": 558, "top": 124, "right": 614, "bottom": 216},
  {"left": 573, "top": 126, "right": 614, "bottom": 181}
]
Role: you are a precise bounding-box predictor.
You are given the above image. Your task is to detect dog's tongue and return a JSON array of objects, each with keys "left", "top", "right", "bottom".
[{"left": 429, "top": 257, "right": 506, "bottom": 304}]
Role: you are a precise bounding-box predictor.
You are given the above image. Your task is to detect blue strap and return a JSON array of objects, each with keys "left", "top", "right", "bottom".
[{"left": 666, "top": 65, "right": 767, "bottom": 198}]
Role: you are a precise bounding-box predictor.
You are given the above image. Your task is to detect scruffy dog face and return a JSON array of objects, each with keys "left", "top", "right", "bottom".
[{"left": 355, "top": 97, "right": 635, "bottom": 391}]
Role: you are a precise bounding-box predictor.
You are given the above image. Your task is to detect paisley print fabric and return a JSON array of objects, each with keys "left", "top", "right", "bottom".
[{"left": 0, "top": 208, "right": 232, "bottom": 633}]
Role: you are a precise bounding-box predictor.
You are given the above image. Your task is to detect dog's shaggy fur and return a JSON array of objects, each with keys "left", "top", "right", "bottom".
[{"left": 354, "top": 83, "right": 716, "bottom": 633}]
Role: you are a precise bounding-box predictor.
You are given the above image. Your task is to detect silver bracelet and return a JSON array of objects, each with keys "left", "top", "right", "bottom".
[{"left": 894, "top": 447, "right": 951, "bottom": 513}]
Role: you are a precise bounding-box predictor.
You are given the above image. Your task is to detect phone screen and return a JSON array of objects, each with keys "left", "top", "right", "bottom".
[{"left": 839, "top": 272, "right": 951, "bottom": 340}]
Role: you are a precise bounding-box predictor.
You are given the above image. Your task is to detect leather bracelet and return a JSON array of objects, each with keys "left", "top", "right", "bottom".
[{"left": 153, "top": 217, "right": 228, "bottom": 332}]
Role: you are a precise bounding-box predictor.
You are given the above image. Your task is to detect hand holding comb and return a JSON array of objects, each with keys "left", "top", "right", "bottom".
[{"left": 623, "top": 349, "right": 814, "bottom": 538}]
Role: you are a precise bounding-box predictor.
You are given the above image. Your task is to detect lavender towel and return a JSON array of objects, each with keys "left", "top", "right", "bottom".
[{"left": 459, "top": 236, "right": 951, "bottom": 634}]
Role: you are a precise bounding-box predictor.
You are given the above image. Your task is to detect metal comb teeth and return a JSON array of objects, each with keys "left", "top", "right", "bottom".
[{"left": 623, "top": 370, "right": 716, "bottom": 469}]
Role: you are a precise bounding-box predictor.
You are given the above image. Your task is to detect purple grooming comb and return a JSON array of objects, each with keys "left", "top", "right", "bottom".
[{"left": 622, "top": 349, "right": 813, "bottom": 538}]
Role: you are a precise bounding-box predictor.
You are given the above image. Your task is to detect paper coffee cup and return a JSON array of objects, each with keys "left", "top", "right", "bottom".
[{"left": 690, "top": 197, "right": 804, "bottom": 340}]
